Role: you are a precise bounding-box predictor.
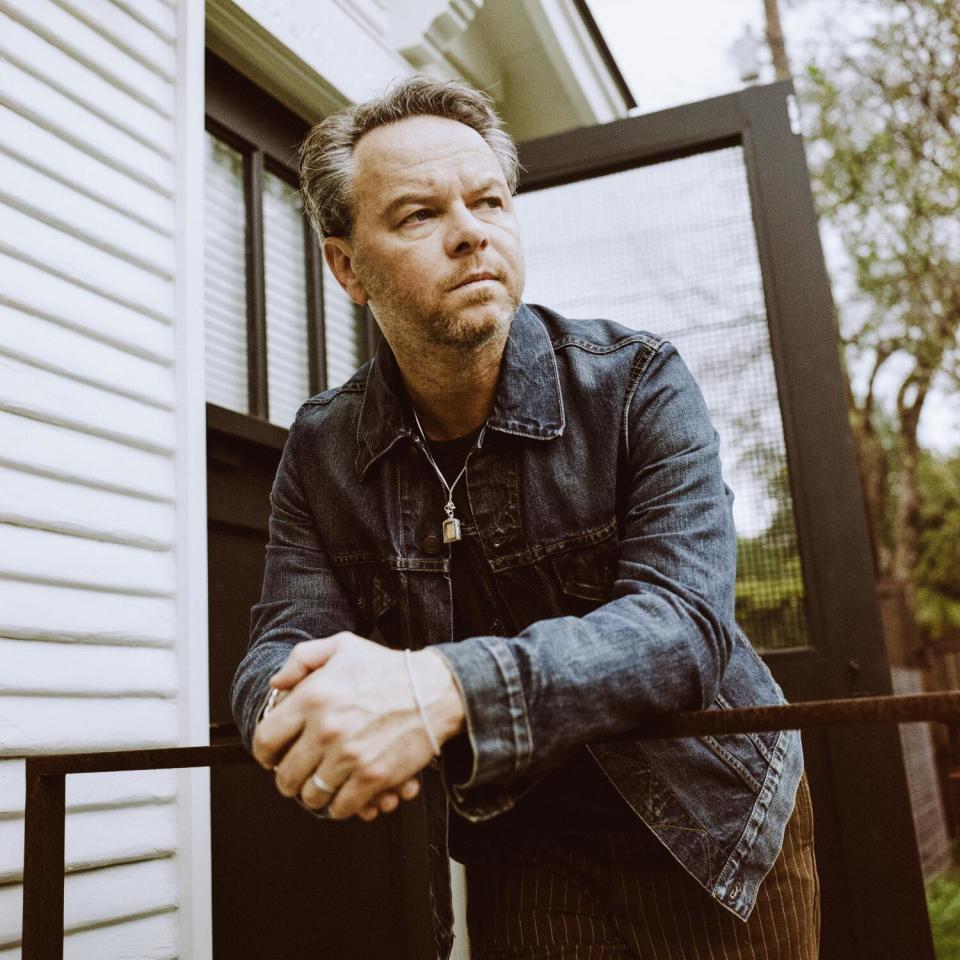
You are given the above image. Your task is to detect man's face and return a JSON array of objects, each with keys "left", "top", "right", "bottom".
[{"left": 326, "top": 115, "right": 525, "bottom": 353}]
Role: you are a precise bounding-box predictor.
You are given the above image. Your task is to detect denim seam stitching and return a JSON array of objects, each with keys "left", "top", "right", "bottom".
[
  {"left": 712, "top": 728, "right": 789, "bottom": 910},
  {"left": 303, "top": 380, "right": 365, "bottom": 406},
  {"left": 534, "top": 310, "right": 566, "bottom": 434},
  {"left": 621, "top": 339, "right": 665, "bottom": 448},
  {"left": 553, "top": 332, "right": 663, "bottom": 355},
  {"left": 487, "top": 517, "right": 617, "bottom": 571},
  {"left": 485, "top": 638, "right": 534, "bottom": 777}
]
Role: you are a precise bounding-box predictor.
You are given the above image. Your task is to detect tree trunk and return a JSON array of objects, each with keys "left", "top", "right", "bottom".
[
  {"left": 849, "top": 410, "right": 890, "bottom": 576},
  {"left": 891, "top": 401, "right": 925, "bottom": 617},
  {"left": 763, "top": 0, "right": 792, "bottom": 80}
]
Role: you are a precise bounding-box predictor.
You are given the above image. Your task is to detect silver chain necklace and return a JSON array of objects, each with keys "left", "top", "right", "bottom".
[{"left": 412, "top": 408, "right": 486, "bottom": 544}]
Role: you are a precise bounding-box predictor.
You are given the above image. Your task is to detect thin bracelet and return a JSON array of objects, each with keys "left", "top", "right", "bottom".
[{"left": 404, "top": 649, "right": 441, "bottom": 756}]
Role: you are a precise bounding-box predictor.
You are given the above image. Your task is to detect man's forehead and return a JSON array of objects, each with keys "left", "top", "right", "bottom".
[{"left": 353, "top": 116, "right": 503, "bottom": 192}]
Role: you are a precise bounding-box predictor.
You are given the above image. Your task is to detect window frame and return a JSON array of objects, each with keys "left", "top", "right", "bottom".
[{"left": 204, "top": 51, "right": 367, "bottom": 435}]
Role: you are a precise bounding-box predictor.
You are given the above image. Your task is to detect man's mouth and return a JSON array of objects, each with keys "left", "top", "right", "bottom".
[{"left": 452, "top": 272, "right": 499, "bottom": 289}]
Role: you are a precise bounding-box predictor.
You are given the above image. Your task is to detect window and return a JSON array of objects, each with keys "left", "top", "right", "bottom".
[{"left": 203, "top": 52, "right": 370, "bottom": 430}]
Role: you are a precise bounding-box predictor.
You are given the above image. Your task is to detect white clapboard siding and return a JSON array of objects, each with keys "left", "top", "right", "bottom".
[
  {"left": 6, "top": 0, "right": 175, "bottom": 107},
  {"left": 0, "top": 696, "right": 179, "bottom": 755},
  {"left": 0, "top": 53, "right": 172, "bottom": 194},
  {"left": 0, "top": 356, "right": 176, "bottom": 454},
  {"left": 110, "top": 0, "right": 177, "bottom": 45},
  {"left": 324, "top": 262, "right": 364, "bottom": 387},
  {"left": 0, "top": 468, "right": 175, "bottom": 549},
  {"left": 264, "top": 169, "right": 311, "bottom": 427},
  {"left": 0, "top": 413, "right": 176, "bottom": 502},
  {"left": 204, "top": 131, "right": 248, "bottom": 414},
  {"left": 0, "top": 909, "right": 179, "bottom": 960},
  {"left": 0, "top": 857, "right": 179, "bottom": 951},
  {"left": 0, "top": 1, "right": 185, "bottom": 954},
  {"left": 2, "top": 108, "right": 175, "bottom": 235},
  {"left": 0, "top": 152, "right": 175, "bottom": 276},
  {"left": 0, "top": 803, "right": 178, "bottom": 883},
  {"left": 1, "top": 204, "right": 174, "bottom": 322},
  {"left": 0, "top": 526, "right": 175, "bottom": 596},
  {"left": 0, "top": 580, "right": 176, "bottom": 647},
  {"left": 0, "top": 639, "right": 177, "bottom": 697},
  {"left": 0, "top": 255, "right": 175, "bottom": 363},
  {"left": 0, "top": 304, "right": 175, "bottom": 410},
  {"left": 0, "top": 357, "right": 176, "bottom": 453},
  {"left": 0, "top": 10, "right": 173, "bottom": 153},
  {"left": 68, "top": 0, "right": 176, "bottom": 77},
  {"left": 0, "top": 761, "right": 178, "bottom": 818}
]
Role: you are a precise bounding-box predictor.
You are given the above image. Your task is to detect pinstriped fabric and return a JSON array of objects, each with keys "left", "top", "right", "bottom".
[{"left": 463, "top": 773, "right": 819, "bottom": 959}]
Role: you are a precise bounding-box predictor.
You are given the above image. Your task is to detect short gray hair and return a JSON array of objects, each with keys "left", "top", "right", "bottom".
[{"left": 298, "top": 75, "right": 520, "bottom": 240}]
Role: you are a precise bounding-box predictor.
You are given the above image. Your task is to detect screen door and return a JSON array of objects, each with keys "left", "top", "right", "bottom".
[{"left": 513, "top": 80, "right": 933, "bottom": 960}]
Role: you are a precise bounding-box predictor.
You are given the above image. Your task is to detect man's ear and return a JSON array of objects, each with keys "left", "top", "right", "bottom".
[{"left": 323, "top": 237, "right": 368, "bottom": 306}]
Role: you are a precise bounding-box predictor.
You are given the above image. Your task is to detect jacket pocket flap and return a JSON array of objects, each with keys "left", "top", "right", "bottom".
[{"left": 550, "top": 538, "right": 618, "bottom": 602}]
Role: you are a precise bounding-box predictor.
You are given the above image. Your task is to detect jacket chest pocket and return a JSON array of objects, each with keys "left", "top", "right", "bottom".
[
  {"left": 335, "top": 562, "right": 403, "bottom": 647},
  {"left": 549, "top": 533, "right": 619, "bottom": 616}
]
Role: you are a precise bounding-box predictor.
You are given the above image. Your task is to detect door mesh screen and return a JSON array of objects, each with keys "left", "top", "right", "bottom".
[{"left": 516, "top": 146, "right": 809, "bottom": 651}]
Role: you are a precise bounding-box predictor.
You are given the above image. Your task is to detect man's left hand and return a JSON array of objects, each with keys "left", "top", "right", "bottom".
[{"left": 252, "top": 633, "right": 465, "bottom": 820}]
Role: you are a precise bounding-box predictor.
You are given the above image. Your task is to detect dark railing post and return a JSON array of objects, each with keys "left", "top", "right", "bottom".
[{"left": 22, "top": 763, "right": 66, "bottom": 960}]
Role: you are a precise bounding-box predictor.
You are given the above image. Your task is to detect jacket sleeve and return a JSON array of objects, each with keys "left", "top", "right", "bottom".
[
  {"left": 432, "top": 341, "right": 738, "bottom": 818},
  {"left": 229, "top": 412, "right": 358, "bottom": 751}
]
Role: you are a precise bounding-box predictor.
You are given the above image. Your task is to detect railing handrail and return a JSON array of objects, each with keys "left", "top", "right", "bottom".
[
  {"left": 14, "top": 691, "right": 960, "bottom": 774},
  {"left": 18, "top": 691, "right": 960, "bottom": 959}
]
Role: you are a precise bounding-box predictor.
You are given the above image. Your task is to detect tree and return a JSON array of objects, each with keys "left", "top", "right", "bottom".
[
  {"left": 916, "top": 451, "right": 960, "bottom": 641},
  {"left": 797, "top": 0, "right": 960, "bottom": 623}
]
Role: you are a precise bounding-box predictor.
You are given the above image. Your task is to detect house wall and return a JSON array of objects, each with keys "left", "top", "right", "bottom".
[{"left": 0, "top": 0, "right": 208, "bottom": 956}]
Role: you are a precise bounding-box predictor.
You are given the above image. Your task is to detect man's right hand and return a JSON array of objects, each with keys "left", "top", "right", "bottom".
[
  {"left": 257, "top": 699, "right": 421, "bottom": 821},
  {"left": 255, "top": 633, "right": 451, "bottom": 821}
]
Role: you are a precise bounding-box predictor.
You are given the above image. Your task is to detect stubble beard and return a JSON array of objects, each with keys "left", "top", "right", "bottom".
[
  {"left": 354, "top": 252, "right": 523, "bottom": 354},
  {"left": 429, "top": 282, "right": 520, "bottom": 350}
]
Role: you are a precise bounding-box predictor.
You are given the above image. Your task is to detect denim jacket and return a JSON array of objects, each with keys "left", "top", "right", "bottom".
[{"left": 231, "top": 303, "right": 804, "bottom": 959}]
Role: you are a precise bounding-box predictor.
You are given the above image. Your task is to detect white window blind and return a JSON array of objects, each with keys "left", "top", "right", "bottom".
[
  {"left": 203, "top": 133, "right": 248, "bottom": 414},
  {"left": 323, "top": 262, "right": 363, "bottom": 388},
  {"left": 263, "top": 169, "right": 310, "bottom": 428}
]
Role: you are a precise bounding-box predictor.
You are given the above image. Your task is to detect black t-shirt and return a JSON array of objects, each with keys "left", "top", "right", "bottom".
[{"left": 424, "top": 427, "right": 643, "bottom": 862}]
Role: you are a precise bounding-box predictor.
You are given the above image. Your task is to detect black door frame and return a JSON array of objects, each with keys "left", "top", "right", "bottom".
[{"left": 516, "top": 79, "right": 932, "bottom": 960}]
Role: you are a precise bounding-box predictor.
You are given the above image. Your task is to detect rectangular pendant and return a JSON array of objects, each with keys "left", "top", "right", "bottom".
[{"left": 442, "top": 517, "right": 462, "bottom": 544}]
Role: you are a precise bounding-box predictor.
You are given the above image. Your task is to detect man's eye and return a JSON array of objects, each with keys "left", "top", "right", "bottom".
[
  {"left": 477, "top": 197, "right": 503, "bottom": 209},
  {"left": 404, "top": 209, "right": 433, "bottom": 224}
]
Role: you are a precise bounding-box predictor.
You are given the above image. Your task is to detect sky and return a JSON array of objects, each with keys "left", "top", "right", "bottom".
[
  {"left": 587, "top": 0, "right": 960, "bottom": 455},
  {"left": 591, "top": 0, "right": 787, "bottom": 115}
]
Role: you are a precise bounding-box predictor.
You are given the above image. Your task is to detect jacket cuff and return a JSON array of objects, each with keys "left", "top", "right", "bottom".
[
  {"left": 430, "top": 637, "right": 533, "bottom": 808},
  {"left": 230, "top": 641, "right": 291, "bottom": 751}
]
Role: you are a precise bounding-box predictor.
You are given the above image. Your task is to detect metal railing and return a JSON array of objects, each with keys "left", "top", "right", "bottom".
[{"left": 18, "top": 691, "right": 960, "bottom": 959}]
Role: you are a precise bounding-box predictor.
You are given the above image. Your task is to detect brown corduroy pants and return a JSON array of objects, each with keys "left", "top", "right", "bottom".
[{"left": 463, "top": 774, "right": 820, "bottom": 959}]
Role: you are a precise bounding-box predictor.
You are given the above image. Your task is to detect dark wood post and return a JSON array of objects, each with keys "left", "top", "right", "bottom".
[{"left": 21, "top": 765, "right": 66, "bottom": 960}]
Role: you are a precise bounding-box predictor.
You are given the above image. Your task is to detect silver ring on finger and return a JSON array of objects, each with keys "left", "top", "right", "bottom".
[{"left": 311, "top": 771, "right": 336, "bottom": 794}]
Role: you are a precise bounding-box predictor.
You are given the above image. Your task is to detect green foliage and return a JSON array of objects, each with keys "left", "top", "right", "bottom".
[
  {"left": 916, "top": 451, "right": 960, "bottom": 638},
  {"left": 927, "top": 867, "right": 960, "bottom": 958},
  {"left": 796, "top": 0, "right": 960, "bottom": 606},
  {"left": 736, "top": 541, "right": 808, "bottom": 650},
  {"left": 800, "top": 0, "right": 960, "bottom": 375},
  {"left": 733, "top": 446, "right": 809, "bottom": 650}
]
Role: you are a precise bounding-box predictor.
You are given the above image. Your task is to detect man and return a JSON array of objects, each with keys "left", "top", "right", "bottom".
[{"left": 231, "top": 75, "right": 820, "bottom": 958}]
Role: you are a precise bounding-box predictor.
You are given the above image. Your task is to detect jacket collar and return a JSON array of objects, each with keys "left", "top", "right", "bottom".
[{"left": 355, "top": 303, "right": 565, "bottom": 478}]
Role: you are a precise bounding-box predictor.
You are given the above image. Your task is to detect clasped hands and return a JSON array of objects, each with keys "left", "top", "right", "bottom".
[{"left": 252, "top": 632, "right": 465, "bottom": 821}]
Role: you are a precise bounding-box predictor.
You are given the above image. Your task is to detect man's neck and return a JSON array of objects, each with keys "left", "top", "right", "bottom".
[{"left": 393, "top": 334, "right": 507, "bottom": 441}]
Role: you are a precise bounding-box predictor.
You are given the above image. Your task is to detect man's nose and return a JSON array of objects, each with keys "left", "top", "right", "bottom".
[{"left": 444, "top": 203, "right": 489, "bottom": 257}]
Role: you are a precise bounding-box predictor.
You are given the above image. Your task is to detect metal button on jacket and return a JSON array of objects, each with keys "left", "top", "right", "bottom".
[{"left": 422, "top": 534, "right": 443, "bottom": 555}]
